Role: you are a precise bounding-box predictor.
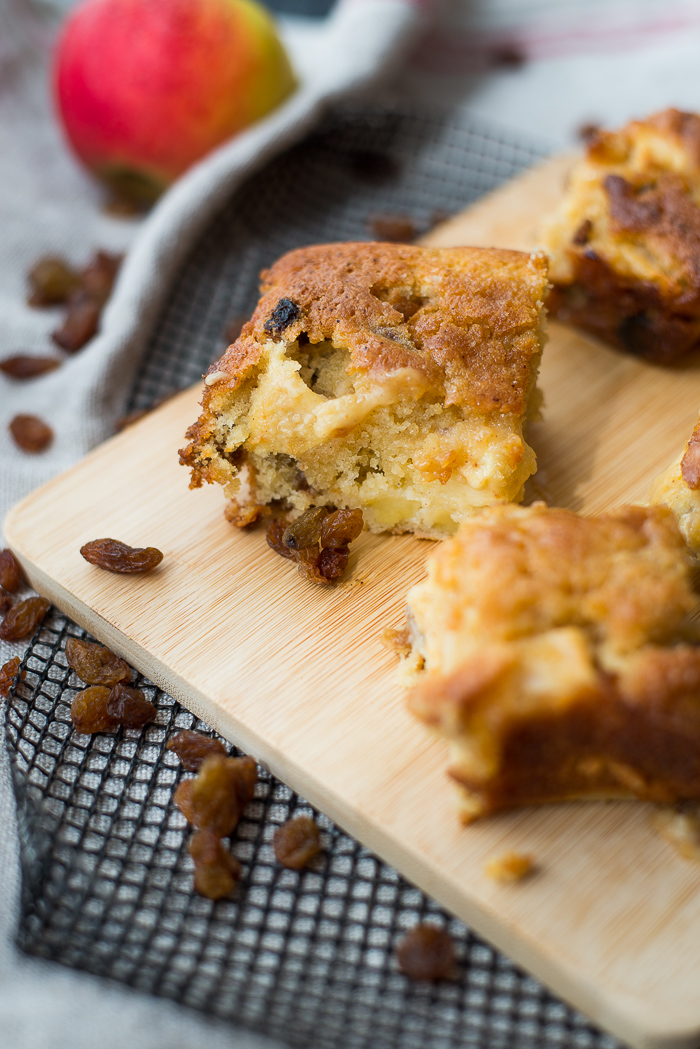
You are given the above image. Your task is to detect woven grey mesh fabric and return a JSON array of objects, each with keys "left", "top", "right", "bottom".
[{"left": 5, "top": 104, "right": 623, "bottom": 1049}]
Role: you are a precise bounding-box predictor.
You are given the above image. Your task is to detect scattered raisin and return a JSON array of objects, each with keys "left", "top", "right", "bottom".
[
  {"left": 0, "top": 355, "right": 61, "bottom": 379},
  {"left": 294, "top": 547, "right": 329, "bottom": 585},
  {"left": 273, "top": 815, "right": 322, "bottom": 870},
  {"left": 396, "top": 924, "right": 456, "bottom": 981},
  {"left": 316, "top": 546, "right": 349, "bottom": 580},
  {"left": 266, "top": 519, "right": 296, "bottom": 560},
  {"left": 0, "top": 590, "right": 12, "bottom": 616},
  {"left": 52, "top": 290, "right": 101, "bottom": 352},
  {"left": 167, "top": 730, "right": 227, "bottom": 771},
  {"left": 0, "top": 549, "right": 23, "bottom": 592},
  {"left": 106, "top": 683, "right": 156, "bottom": 729},
  {"left": 320, "top": 508, "right": 363, "bottom": 549},
  {"left": 0, "top": 656, "right": 21, "bottom": 698},
  {"left": 370, "top": 215, "right": 416, "bottom": 243},
  {"left": 27, "top": 256, "right": 80, "bottom": 307},
  {"left": 283, "top": 507, "right": 329, "bottom": 550},
  {"left": 80, "top": 251, "right": 122, "bottom": 303},
  {"left": 578, "top": 121, "right": 601, "bottom": 143},
  {"left": 65, "top": 637, "right": 131, "bottom": 687},
  {"left": 189, "top": 828, "right": 242, "bottom": 900},
  {"left": 9, "top": 414, "right": 53, "bottom": 453},
  {"left": 184, "top": 754, "right": 258, "bottom": 836},
  {"left": 484, "top": 851, "right": 535, "bottom": 883},
  {"left": 71, "top": 686, "right": 116, "bottom": 733},
  {"left": 173, "top": 778, "right": 196, "bottom": 823},
  {"left": 0, "top": 597, "right": 49, "bottom": 641},
  {"left": 80, "top": 538, "right": 163, "bottom": 574}
]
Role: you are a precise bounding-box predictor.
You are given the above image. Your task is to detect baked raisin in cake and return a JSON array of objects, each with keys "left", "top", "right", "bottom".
[
  {"left": 650, "top": 414, "right": 700, "bottom": 552},
  {"left": 401, "top": 502, "right": 700, "bottom": 820},
  {"left": 541, "top": 108, "right": 700, "bottom": 362},
  {"left": 180, "top": 243, "right": 548, "bottom": 538}
]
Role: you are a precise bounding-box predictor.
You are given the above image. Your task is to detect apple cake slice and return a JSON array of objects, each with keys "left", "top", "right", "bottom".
[
  {"left": 400, "top": 502, "right": 700, "bottom": 820},
  {"left": 180, "top": 243, "right": 548, "bottom": 538},
  {"left": 541, "top": 108, "right": 700, "bottom": 362},
  {"left": 650, "top": 415, "right": 700, "bottom": 553}
]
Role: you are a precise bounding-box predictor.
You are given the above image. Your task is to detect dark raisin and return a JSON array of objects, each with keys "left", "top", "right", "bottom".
[
  {"left": 71, "top": 686, "right": 116, "bottom": 733},
  {"left": 9, "top": 414, "right": 53, "bottom": 453},
  {"left": 189, "top": 828, "right": 241, "bottom": 900},
  {"left": 295, "top": 547, "right": 330, "bottom": 585},
  {"left": 0, "top": 590, "right": 12, "bottom": 616},
  {"left": 80, "top": 251, "right": 122, "bottom": 303},
  {"left": 65, "top": 637, "right": 131, "bottom": 687},
  {"left": 283, "top": 507, "right": 329, "bottom": 550},
  {"left": 273, "top": 815, "right": 322, "bottom": 870},
  {"left": 490, "top": 44, "right": 525, "bottom": 68},
  {"left": 320, "top": 508, "right": 363, "bottom": 548},
  {"left": 317, "top": 546, "right": 349, "bottom": 580},
  {"left": 80, "top": 538, "right": 163, "bottom": 573},
  {"left": 183, "top": 754, "right": 257, "bottom": 836},
  {"left": 370, "top": 215, "right": 416, "bottom": 243},
  {"left": 52, "top": 290, "right": 101, "bottom": 352},
  {"left": 0, "top": 657, "right": 21, "bottom": 698},
  {"left": 0, "top": 355, "right": 61, "bottom": 379},
  {"left": 0, "top": 549, "right": 24, "bottom": 592},
  {"left": 396, "top": 924, "right": 456, "bottom": 980},
  {"left": 0, "top": 597, "right": 49, "bottom": 641},
  {"left": 578, "top": 122, "right": 601, "bottom": 143},
  {"left": 573, "top": 219, "right": 593, "bottom": 246},
  {"left": 266, "top": 519, "right": 296, "bottom": 560},
  {"left": 167, "top": 730, "right": 227, "bottom": 771},
  {"left": 27, "top": 256, "right": 80, "bottom": 307},
  {"left": 106, "top": 683, "right": 156, "bottom": 729},
  {"left": 264, "top": 298, "right": 300, "bottom": 337}
]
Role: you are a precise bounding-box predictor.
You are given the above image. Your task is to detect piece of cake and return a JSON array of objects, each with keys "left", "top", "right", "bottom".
[
  {"left": 400, "top": 502, "right": 700, "bottom": 820},
  {"left": 180, "top": 243, "right": 548, "bottom": 538},
  {"left": 650, "top": 415, "right": 700, "bottom": 552},
  {"left": 541, "top": 108, "right": 700, "bottom": 362}
]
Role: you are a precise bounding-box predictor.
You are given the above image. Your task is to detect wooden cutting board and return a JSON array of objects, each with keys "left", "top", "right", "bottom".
[{"left": 7, "top": 155, "right": 700, "bottom": 1049}]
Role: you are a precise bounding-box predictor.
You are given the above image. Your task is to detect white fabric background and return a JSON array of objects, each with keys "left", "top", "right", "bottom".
[{"left": 3, "top": 0, "right": 700, "bottom": 1045}]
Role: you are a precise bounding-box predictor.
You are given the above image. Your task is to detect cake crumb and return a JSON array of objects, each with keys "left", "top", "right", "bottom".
[{"left": 485, "top": 851, "right": 535, "bottom": 883}]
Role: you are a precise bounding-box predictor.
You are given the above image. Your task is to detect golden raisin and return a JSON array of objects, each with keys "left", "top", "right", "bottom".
[
  {"left": 0, "top": 549, "right": 24, "bottom": 592},
  {"left": 0, "top": 657, "right": 21, "bottom": 698},
  {"left": 71, "top": 686, "right": 116, "bottom": 733},
  {"left": 484, "top": 851, "right": 535, "bottom": 883},
  {"left": 80, "top": 251, "right": 122, "bottom": 303},
  {"left": 27, "top": 256, "right": 80, "bottom": 307},
  {"left": 283, "top": 507, "right": 329, "bottom": 551},
  {"left": 295, "top": 547, "right": 331, "bottom": 585},
  {"left": 185, "top": 754, "right": 257, "bottom": 836},
  {"left": 174, "top": 778, "right": 196, "bottom": 823},
  {"left": 167, "top": 730, "right": 227, "bottom": 771},
  {"left": 189, "top": 828, "right": 241, "bottom": 900},
  {"left": 273, "top": 815, "right": 322, "bottom": 870},
  {"left": 106, "top": 683, "right": 156, "bottom": 729},
  {"left": 316, "top": 546, "right": 349, "bottom": 580},
  {"left": 0, "top": 590, "right": 12, "bottom": 616},
  {"left": 320, "top": 508, "right": 363, "bottom": 549},
  {"left": 0, "top": 597, "right": 49, "bottom": 641},
  {"left": 65, "top": 637, "right": 131, "bottom": 687},
  {"left": 9, "top": 414, "right": 53, "bottom": 453},
  {"left": 80, "top": 538, "right": 163, "bottom": 573},
  {"left": 396, "top": 924, "right": 456, "bottom": 981},
  {"left": 0, "top": 355, "right": 61, "bottom": 380},
  {"left": 266, "top": 519, "right": 296, "bottom": 560},
  {"left": 52, "top": 290, "right": 102, "bottom": 353}
]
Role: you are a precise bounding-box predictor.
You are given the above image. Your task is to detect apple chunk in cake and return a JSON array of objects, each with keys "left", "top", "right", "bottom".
[
  {"left": 401, "top": 502, "right": 700, "bottom": 820},
  {"left": 180, "top": 243, "right": 548, "bottom": 538},
  {"left": 650, "top": 414, "right": 700, "bottom": 553}
]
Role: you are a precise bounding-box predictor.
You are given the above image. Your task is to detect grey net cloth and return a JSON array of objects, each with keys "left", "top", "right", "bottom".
[{"left": 5, "top": 104, "right": 622, "bottom": 1049}]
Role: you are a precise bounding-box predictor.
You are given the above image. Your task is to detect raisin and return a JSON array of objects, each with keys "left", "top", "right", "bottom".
[
  {"left": 484, "top": 851, "right": 535, "bottom": 883},
  {"left": 264, "top": 298, "right": 300, "bottom": 337},
  {"left": 266, "top": 519, "right": 296, "bottom": 560},
  {"left": 80, "top": 538, "right": 163, "bottom": 573},
  {"left": 396, "top": 924, "right": 456, "bottom": 981},
  {"left": 0, "top": 549, "right": 24, "bottom": 592},
  {"left": 0, "top": 657, "right": 21, "bottom": 698},
  {"left": 189, "top": 828, "right": 241, "bottom": 900},
  {"left": 106, "top": 683, "right": 156, "bottom": 729},
  {"left": 0, "top": 597, "right": 49, "bottom": 641},
  {"left": 490, "top": 43, "right": 526, "bottom": 68},
  {"left": 320, "top": 508, "right": 363, "bottom": 549},
  {"left": 283, "top": 507, "right": 329, "bottom": 550},
  {"left": 167, "top": 730, "right": 227, "bottom": 771},
  {"left": 52, "top": 290, "right": 101, "bottom": 352},
  {"left": 27, "top": 256, "right": 80, "bottom": 307},
  {"left": 370, "top": 215, "right": 416, "bottom": 243},
  {"left": 65, "top": 637, "right": 131, "bottom": 687},
  {"left": 316, "top": 546, "right": 349, "bottom": 580},
  {"left": 273, "top": 815, "right": 322, "bottom": 870},
  {"left": 174, "top": 778, "right": 196, "bottom": 823},
  {"left": 0, "top": 590, "right": 12, "bottom": 616},
  {"left": 0, "top": 355, "right": 61, "bottom": 379},
  {"left": 71, "top": 686, "right": 116, "bottom": 733},
  {"left": 9, "top": 414, "right": 53, "bottom": 453},
  {"left": 179, "top": 754, "right": 258, "bottom": 835},
  {"left": 80, "top": 251, "right": 122, "bottom": 303},
  {"left": 295, "top": 547, "right": 330, "bottom": 585}
]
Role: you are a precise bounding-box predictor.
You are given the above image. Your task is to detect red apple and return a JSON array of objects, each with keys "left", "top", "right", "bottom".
[{"left": 54, "top": 0, "right": 296, "bottom": 203}]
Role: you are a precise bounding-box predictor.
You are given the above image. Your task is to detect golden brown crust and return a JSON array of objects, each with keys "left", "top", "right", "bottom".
[
  {"left": 403, "top": 503, "right": 700, "bottom": 819},
  {"left": 542, "top": 108, "right": 700, "bottom": 362}
]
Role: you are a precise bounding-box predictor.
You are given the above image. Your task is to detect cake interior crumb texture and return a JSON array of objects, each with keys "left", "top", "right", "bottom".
[
  {"left": 180, "top": 243, "right": 548, "bottom": 538},
  {"left": 403, "top": 502, "right": 700, "bottom": 819}
]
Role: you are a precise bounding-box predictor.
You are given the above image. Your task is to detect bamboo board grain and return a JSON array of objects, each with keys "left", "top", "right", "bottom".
[{"left": 7, "top": 154, "right": 700, "bottom": 1049}]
